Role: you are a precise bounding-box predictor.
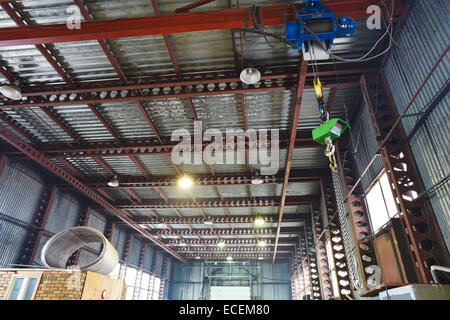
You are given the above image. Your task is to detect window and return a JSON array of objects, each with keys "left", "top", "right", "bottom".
[
  {"left": 7, "top": 277, "right": 39, "bottom": 300},
  {"left": 366, "top": 172, "right": 398, "bottom": 232},
  {"left": 124, "top": 266, "right": 138, "bottom": 300},
  {"left": 121, "top": 267, "right": 163, "bottom": 300}
]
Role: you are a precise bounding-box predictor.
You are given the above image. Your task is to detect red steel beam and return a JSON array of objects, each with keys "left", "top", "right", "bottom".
[
  {"left": 273, "top": 58, "right": 308, "bottom": 263},
  {"left": 0, "top": 122, "right": 187, "bottom": 262},
  {"left": 0, "top": 2, "right": 381, "bottom": 46}
]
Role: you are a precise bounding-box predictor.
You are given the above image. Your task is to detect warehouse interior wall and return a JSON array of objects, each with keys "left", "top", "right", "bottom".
[
  {"left": 383, "top": 0, "right": 450, "bottom": 252},
  {"left": 168, "top": 261, "right": 291, "bottom": 300}
]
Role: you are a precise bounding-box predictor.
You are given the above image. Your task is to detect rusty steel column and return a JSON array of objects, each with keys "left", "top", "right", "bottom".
[
  {"left": 0, "top": 155, "right": 7, "bottom": 178},
  {"left": 299, "top": 228, "right": 313, "bottom": 299},
  {"left": 104, "top": 219, "right": 115, "bottom": 242},
  {"left": 119, "top": 233, "right": 133, "bottom": 277},
  {"left": 360, "top": 73, "right": 450, "bottom": 283},
  {"left": 304, "top": 219, "right": 322, "bottom": 300},
  {"left": 335, "top": 139, "right": 381, "bottom": 292},
  {"left": 320, "top": 177, "right": 352, "bottom": 299},
  {"left": 311, "top": 203, "right": 333, "bottom": 299},
  {"left": 23, "top": 185, "right": 58, "bottom": 265},
  {"left": 159, "top": 255, "right": 169, "bottom": 299}
]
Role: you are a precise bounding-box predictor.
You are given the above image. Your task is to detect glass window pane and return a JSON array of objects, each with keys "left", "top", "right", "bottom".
[
  {"left": 126, "top": 286, "right": 135, "bottom": 300},
  {"left": 380, "top": 173, "right": 398, "bottom": 218},
  {"left": 139, "top": 289, "right": 148, "bottom": 300},
  {"left": 141, "top": 273, "right": 150, "bottom": 290},
  {"left": 24, "top": 278, "right": 38, "bottom": 300},
  {"left": 8, "top": 278, "right": 24, "bottom": 300},
  {"left": 366, "top": 182, "right": 390, "bottom": 232},
  {"left": 125, "top": 267, "right": 137, "bottom": 286},
  {"left": 153, "top": 276, "right": 161, "bottom": 291}
]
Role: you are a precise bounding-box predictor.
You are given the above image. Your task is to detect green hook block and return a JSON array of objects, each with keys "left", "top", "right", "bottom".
[{"left": 312, "top": 118, "right": 348, "bottom": 145}]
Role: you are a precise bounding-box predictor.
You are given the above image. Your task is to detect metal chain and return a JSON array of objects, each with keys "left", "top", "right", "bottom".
[{"left": 331, "top": 170, "right": 362, "bottom": 291}]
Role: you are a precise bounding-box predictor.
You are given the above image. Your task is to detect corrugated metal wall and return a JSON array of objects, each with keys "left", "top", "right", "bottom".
[
  {"left": 350, "top": 104, "right": 384, "bottom": 190},
  {"left": 128, "top": 237, "right": 142, "bottom": 267},
  {"left": 44, "top": 191, "right": 80, "bottom": 233},
  {"left": 143, "top": 244, "right": 154, "bottom": 272},
  {"left": 168, "top": 261, "right": 291, "bottom": 300},
  {"left": 111, "top": 225, "right": 127, "bottom": 261},
  {"left": 384, "top": 0, "right": 450, "bottom": 251},
  {"left": 0, "top": 161, "right": 44, "bottom": 267}
]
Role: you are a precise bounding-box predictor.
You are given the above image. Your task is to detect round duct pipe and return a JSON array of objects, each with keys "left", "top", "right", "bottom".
[{"left": 41, "top": 226, "right": 119, "bottom": 275}]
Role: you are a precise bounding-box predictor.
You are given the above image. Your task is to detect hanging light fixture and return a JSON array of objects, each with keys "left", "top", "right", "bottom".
[
  {"left": 251, "top": 176, "right": 264, "bottom": 185},
  {"left": 254, "top": 216, "right": 265, "bottom": 226},
  {"left": 240, "top": 68, "right": 261, "bottom": 85},
  {"left": 107, "top": 175, "right": 119, "bottom": 187},
  {"left": 0, "top": 80, "right": 22, "bottom": 100},
  {"left": 203, "top": 219, "right": 213, "bottom": 225},
  {"left": 177, "top": 175, "right": 193, "bottom": 189},
  {"left": 217, "top": 240, "right": 226, "bottom": 248}
]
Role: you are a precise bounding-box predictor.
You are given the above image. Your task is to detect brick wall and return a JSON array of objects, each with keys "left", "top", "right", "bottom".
[
  {"left": 0, "top": 271, "right": 15, "bottom": 300},
  {"left": 34, "top": 270, "right": 86, "bottom": 300}
]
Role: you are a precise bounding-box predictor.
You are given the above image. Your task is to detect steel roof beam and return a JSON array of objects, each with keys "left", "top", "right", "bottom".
[
  {"left": 81, "top": 169, "right": 326, "bottom": 188},
  {"left": 155, "top": 226, "right": 301, "bottom": 236},
  {"left": 108, "top": 195, "right": 318, "bottom": 209},
  {"left": 117, "top": 214, "right": 308, "bottom": 225},
  {"left": 273, "top": 58, "right": 308, "bottom": 263},
  {"left": 0, "top": 1, "right": 386, "bottom": 46},
  {"left": 0, "top": 78, "right": 360, "bottom": 109}
]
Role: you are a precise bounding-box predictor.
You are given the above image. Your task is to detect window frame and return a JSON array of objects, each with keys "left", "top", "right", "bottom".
[{"left": 6, "top": 271, "right": 42, "bottom": 300}]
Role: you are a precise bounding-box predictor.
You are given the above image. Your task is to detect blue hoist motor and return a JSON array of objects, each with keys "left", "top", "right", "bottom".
[{"left": 285, "top": 0, "right": 356, "bottom": 60}]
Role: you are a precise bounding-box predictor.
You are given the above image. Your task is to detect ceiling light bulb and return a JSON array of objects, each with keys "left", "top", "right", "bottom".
[
  {"left": 258, "top": 256, "right": 264, "bottom": 260},
  {"left": 240, "top": 68, "right": 261, "bottom": 85},
  {"left": 0, "top": 81, "right": 22, "bottom": 100},
  {"left": 226, "top": 256, "right": 233, "bottom": 261},
  {"left": 195, "top": 256, "right": 201, "bottom": 260},
  {"left": 258, "top": 240, "right": 266, "bottom": 247},
  {"left": 203, "top": 219, "right": 213, "bottom": 225},
  {"left": 107, "top": 175, "right": 119, "bottom": 187},
  {"left": 217, "top": 241, "right": 226, "bottom": 248},
  {"left": 254, "top": 217, "right": 265, "bottom": 226},
  {"left": 251, "top": 177, "right": 264, "bottom": 185},
  {"left": 178, "top": 175, "right": 193, "bottom": 189}
]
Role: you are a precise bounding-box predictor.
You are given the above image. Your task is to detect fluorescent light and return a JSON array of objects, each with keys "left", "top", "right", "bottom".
[
  {"left": 240, "top": 68, "right": 261, "bottom": 85},
  {"left": 195, "top": 256, "right": 201, "bottom": 260},
  {"left": 254, "top": 217, "right": 265, "bottom": 226},
  {"left": 107, "top": 175, "right": 119, "bottom": 187},
  {"left": 257, "top": 240, "right": 266, "bottom": 247},
  {"left": 217, "top": 241, "right": 226, "bottom": 248},
  {"left": 226, "top": 256, "right": 233, "bottom": 261},
  {"left": 178, "top": 175, "right": 193, "bottom": 189},
  {"left": 258, "top": 256, "right": 264, "bottom": 260}
]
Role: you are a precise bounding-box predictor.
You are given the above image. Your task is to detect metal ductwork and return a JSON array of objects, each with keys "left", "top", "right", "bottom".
[{"left": 41, "top": 226, "right": 119, "bottom": 275}]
